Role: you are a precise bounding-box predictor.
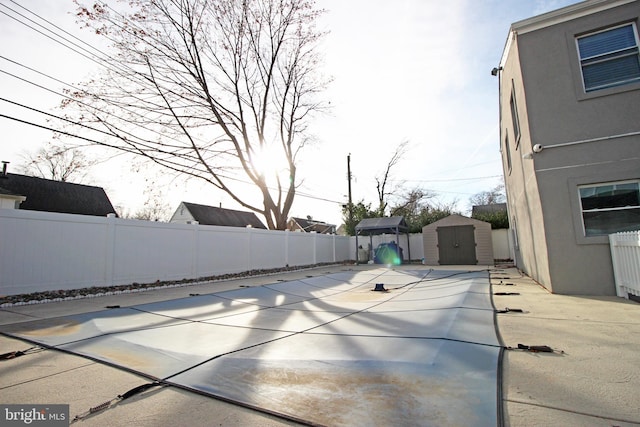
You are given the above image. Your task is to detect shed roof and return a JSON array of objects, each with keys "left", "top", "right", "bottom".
[
  {"left": 422, "top": 214, "right": 491, "bottom": 231},
  {"left": 355, "top": 216, "right": 408, "bottom": 235},
  {"left": 180, "top": 202, "right": 267, "bottom": 229},
  {"left": 0, "top": 173, "right": 116, "bottom": 216}
]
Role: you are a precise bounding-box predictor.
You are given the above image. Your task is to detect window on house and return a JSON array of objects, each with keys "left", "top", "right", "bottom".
[
  {"left": 503, "top": 131, "right": 512, "bottom": 174},
  {"left": 509, "top": 85, "right": 521, "bottom": 147},
  {"left": 577, "top": 23, "right": 640, "bottom": 92},
  {"left": 579, "top": 181, "right": 640, "bottom": 236}
]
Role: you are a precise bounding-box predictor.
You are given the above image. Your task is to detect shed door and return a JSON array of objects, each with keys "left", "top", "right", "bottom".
[{"left": 437, "top": 225, "right": 477, "bottom": 265}]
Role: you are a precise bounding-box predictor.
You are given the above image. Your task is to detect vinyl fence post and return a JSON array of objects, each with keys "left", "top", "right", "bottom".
[
  {"left": 312, "top": 231, "right": 317, "bottom": 265},
  {"left": 105, "top": 213, "right": 117, "bottom": 287},
  {"left": 333, "top": 234, "right": 336, "bottom": 263},
  {"left": 285, "top": 230, "right": 290, "bottom": 267},
  {"left": 246, "top": 226, "right": 252, "bottom": 271}
]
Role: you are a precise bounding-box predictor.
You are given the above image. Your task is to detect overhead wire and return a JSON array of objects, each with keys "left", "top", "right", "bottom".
[
  {"left": 0, "top": 107, "right": 344, "bottom": 205},
  {"left": 0, "top": 2, "right": 217, "bottom": 148},
  {"left": 1, "top": 2, "right": 350, "bottom": 207}
]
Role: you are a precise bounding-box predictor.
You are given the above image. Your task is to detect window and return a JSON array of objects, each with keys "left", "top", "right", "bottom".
[
  {"left": 577, "top": 23, "right": 640, "bottom": 92},
  {"left": 509, "top": 84, "right": 521, "bottom": 146},
  {"left": 579, "top": 181, "right": 640, "bottom": 236},
  {"left": 503, "top": 131, "right": 512, "bottom": 174}
]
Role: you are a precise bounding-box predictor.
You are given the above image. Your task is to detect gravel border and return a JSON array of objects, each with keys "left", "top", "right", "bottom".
[{"left": 0, "top": 262, "right": 349, "bottom": 307}]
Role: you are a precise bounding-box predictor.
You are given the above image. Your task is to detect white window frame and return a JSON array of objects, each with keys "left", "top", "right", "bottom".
[
  {"left": 578, "top": 180, "right": 640, "bottom": 237},
  {"left": 576, "top": 22, "right": 640, "bottom": 92},
  {"left": 509, "top": 83, "right": 521, "bottom": 147},
  {"left": 503, "top": 131, "right": 512, "bottom": 175}
]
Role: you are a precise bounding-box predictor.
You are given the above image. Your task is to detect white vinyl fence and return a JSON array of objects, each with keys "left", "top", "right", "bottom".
[
  {"left": 1, "top": 209, "right": 511, "bottom": 296},
  {"left": 609, "top": 230, "right": 640, "bottom": 299},
  {"left": 0, "top": 209, "right": 351, "bottom": 296}
]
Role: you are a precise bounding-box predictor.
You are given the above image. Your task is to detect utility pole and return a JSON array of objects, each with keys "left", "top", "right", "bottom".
[{"left": 347, "top": 153, "right": 353, "bottom": 226}]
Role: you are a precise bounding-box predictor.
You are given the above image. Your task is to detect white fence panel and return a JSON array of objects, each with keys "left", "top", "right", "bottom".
[
  {"left": 316, "top": 233, "right": 335, "bottom": 263},
  {"left": 609, "top": 231, "right": 640, "bottom": 298},
  {"left": 112, "top": 219, "right": 195, "bottom": 284},
  {"left": 196, "top": 225, "right": 248, "bottom": 276},
  {"left": 287, "top": 231, "right": 315, "bottom": 266},
  {"left": 492, "top": 229, "right": 514, "bottom": 260},
  {"left": 335, "top": 236, "right": 351, "bottom": 263},
  {"left": 0, "top": 210, "right": 110, "bottom": 294},
  {"left": 249, "top": 228, "right": 287, "bottom": 270}
]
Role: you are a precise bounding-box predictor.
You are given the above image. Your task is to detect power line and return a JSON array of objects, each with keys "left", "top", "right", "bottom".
[
  {"left": 0, "top": 112, "right": 344, "bottom": 206},
  {"left": 1, "top": 4, "right": 347, "bottom": 207},
  {"left": 0, "top": 3, "right": 212, "bottom": 145},
  {"left": 392, "top": 174, "right": 502, "bottom": 183}
]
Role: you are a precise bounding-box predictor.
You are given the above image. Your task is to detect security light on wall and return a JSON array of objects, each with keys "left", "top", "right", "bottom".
[
  {"left": 523, "top": 144, "right": 543, "bottom": 159},
  {"left": 491, "top": 67, "right": 503, "bottom": 76}
]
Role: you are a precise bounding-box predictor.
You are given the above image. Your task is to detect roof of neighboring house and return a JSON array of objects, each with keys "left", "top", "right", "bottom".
[
  {"left": 472, "top": 203, "right": 507, "bottom": 216},
  {"left": 177, "top": 202, "right": 267, "bottom": 229},
  {"left": 289, "top": 217, "right": 336, "bottom": 234},
  {"left": 0, "top": 173, "right": 116, "bottom": 216},
  {"left": 355, "top": 216, "right": 409, "bottom": 235},
  {"left": 0, "top": 186, "right": 23, "bottom": 197}
]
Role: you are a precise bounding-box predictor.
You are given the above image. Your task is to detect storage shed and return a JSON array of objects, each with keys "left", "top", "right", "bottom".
[{"left": 422, "top": 214, "right": 494, "bottom": 265}]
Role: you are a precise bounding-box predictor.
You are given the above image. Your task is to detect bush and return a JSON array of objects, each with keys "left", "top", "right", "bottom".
[{"left": 472, "top": 211, "right": 509, "bottom": 229}]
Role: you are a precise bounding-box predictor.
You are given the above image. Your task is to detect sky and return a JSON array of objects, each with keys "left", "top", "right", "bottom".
[{"left": 0, "top": 0, "right": 583, "bottom": 226}]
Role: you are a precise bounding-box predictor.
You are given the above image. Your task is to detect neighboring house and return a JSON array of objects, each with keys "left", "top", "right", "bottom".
[
  {"left": 287, "top": 217, "right": 336, "bottom": 234},
  {"left": 170, "top": 201, "right": 267, "bottom": 229},
  {"left": 471, "top": 203, "right": 507, "bottom": 217},
  {"left": 496, "top": 0, "right": 640, "bottom": 295},
  {"left": 0, "top": 172, "right": 116, "bottom": 216},
  {"left": 0, "top": 187, "right": 27, "bottom": 210}
]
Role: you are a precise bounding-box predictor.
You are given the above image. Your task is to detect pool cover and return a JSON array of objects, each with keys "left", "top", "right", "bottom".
[{"left": 2, "top": 268, "right": 503, "bottom": 426}]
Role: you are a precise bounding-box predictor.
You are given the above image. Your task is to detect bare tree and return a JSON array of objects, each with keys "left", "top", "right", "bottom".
[
  {"left": 19, "top": 143, "right": 96, "bottom": 183},
  {"left": 469, "top": 183, "right": 506, "bottom": 206},
  {"left": 375, "top": 140, "right": 409, "bottom": 216},
  {"left": 67, "top": 0, "right": 329, "bottom": 229},
  {"left": 123, "top": 187, "right": 173, "bottom": 222},
  {"left": 389, "top": 189, "right": 456, "bottom": 232}
]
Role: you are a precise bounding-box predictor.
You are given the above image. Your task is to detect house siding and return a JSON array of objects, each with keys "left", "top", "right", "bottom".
[
  {"left": 499, "top": 0, "right": 640, "bottom": 295},
  {"left": 501, "top": 33, "right": 553, "bottom": 289},
  {"left": 169, "top": 202, "right": 196, "bottom": 223}
]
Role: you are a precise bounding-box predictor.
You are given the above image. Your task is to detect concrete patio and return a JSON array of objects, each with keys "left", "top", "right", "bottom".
[{"left": 1, "top": 264, "right": 638, "bottom": 426}]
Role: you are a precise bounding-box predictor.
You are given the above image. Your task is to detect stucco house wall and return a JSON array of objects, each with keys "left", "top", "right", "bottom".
[{"left": 498, "top": 0, "right": 640, "bottom": 295}]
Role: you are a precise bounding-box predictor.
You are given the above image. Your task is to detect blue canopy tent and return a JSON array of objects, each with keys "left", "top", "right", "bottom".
[{"left": 355, "top": 216, "right": 411, "bottom": 264}]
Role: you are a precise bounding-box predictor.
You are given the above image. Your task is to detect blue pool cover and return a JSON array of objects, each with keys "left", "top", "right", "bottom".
[{"left": 2, "top": 268, "right": 503, "bottom": 426}]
